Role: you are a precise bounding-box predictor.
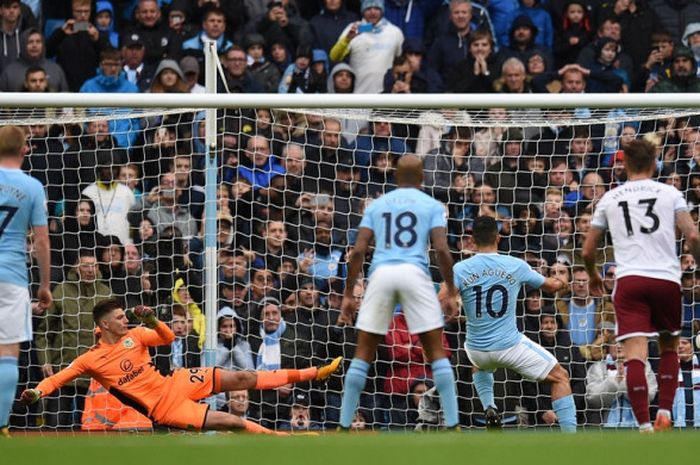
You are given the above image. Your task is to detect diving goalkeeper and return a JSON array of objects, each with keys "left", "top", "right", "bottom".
[{"left": 21, "top": 299, "right": 342, "bottom": 434}]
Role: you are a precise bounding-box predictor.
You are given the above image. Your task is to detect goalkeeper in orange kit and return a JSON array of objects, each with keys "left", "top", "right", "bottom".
[{"left": 21, "top": 299, "right": 342, "bottom": 434}]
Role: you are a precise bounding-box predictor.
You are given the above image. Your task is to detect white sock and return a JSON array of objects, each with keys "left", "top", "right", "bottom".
[{"left": 656, "top": 409, "right": 671, "bottom": 419}]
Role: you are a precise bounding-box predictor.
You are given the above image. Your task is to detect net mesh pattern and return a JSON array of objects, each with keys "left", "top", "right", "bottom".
[{"left": 6, "top": 104, "right": 700, "bottom": 432}]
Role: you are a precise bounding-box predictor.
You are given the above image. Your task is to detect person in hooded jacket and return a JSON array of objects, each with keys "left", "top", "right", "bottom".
[
  {"left": 582, "top": 36, "right": 626, "bottom": 92},
  {"left": 95, "top": 1, "right": 119, "bottom": 49},
  {"left": 496, "top": 14, "right": 554, "bottom": 71},
  {"left": 148, "top": 58, "right": 189, "bottom": 93},
  {"left": 0, "top": 28, "right": 68, "bottom": 91},
  {"left": 0, "top": 0, "right": 37, "bottom": 72},
  {"left": 650, "top": 44, "right": 700, "bottom": 92}
]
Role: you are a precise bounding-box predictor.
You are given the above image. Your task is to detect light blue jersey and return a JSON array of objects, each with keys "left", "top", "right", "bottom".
[
  {"left": 359, "top": 187, "right": 446, "bottom": 276},
  {"left": 0, "top": 167, "right": 47, "bottom": 287},
  {"left": 454, "top": 253, "right": 545, "bottom": 351}
]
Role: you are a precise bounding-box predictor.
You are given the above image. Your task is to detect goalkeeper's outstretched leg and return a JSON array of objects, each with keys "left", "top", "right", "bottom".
[{"left": 214, "top": 356, "right": 343, "bottom": 393}]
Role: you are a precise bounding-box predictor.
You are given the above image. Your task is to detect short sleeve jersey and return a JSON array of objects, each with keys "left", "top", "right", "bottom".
[
  {"left": 591, "top": 179, "right": 688, "bottom": 284},
  {"left": 0, "top": 167, "right": 47, "bottom": 286},
  {"left": 454, "top": 253, "right": 545, "bottom": 351},
  {"left": 359, "top": 187, "right": 446, "bottom": 276}
]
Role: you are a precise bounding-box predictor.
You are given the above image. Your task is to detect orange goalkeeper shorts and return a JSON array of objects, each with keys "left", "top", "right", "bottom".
[{"left": 150, "top": 367, "right": 221, "bottom": 430}]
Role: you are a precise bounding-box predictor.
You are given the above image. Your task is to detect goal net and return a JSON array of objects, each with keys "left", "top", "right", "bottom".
[{"left": 6, "top": 96, "right": 700, "bottom": 432}]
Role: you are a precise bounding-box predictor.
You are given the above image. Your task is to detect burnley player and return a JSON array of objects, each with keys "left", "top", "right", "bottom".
[
  {"left": 21, "top": 300, "right": 342, "bottom": 434},
  {"left": 450, "top": 216, "right": 574, "bottom": 432},
  {"left": 583, "top": 139, "right": 700, "bottom": 432}
]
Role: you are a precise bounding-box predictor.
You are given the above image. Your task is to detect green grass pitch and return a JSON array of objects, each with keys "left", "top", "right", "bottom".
[{"left": 3, "top": 431, "right": 700, "bottom": 465}]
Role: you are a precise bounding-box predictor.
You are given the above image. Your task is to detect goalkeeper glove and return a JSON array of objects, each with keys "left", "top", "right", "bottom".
[
  {"left": 21, "top": 389, "right": 42, "bottom": 404},
  {"left": 130, "top": 305, "right": 159, "bottom": 329}
]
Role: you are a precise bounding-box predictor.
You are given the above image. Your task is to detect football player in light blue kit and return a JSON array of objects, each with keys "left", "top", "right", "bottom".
[
  {"left": 451, "top": 216, "right": 576, "bottom": 432},
  {"left": 0, "top": 126, "right": 52, "bottom": 437},
  {"left": 338, "top": 155, "right": 461, "bottom": 429}
]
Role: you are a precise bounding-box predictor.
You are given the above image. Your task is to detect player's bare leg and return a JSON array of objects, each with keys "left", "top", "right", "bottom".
[
  {"left": 621, "top": 335, "right": 653, "bottom": 432},
  {"left": 655, "top": 333, "right": 680, "bottom": 432},
  {"left": 543, "top": 364, "right": 577, "bottom": 432},
  {"left": 338, "top": 330, "right": 383, "bottom": 429},
  {"left": 203, "top": 410, "right": 288, "bottom": 435},
  {"left": 214, "top": 357, "right": 343, "bottom": 393},
  {"left": 418, "top": 328, "right": 460, "bottom": 429}
]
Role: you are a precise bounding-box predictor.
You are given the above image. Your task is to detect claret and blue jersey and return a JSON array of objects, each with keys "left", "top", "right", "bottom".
[{"left": 454, "top": 253, "right": 545, "bottom": 352}]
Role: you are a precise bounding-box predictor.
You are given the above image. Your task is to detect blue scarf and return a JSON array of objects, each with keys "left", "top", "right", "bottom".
[{"left": 256, "top": 320, "right": 287, "bottom": 370}]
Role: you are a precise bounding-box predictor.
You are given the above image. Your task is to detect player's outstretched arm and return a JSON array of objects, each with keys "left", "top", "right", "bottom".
[
  {"left": 339, "top": 227, "right": 373, "bottom": 325},
  {"left": 21, "top": 356, "right": 88, "bottom": 403},
  {"left": 431, "top": 227, "right": 459, "bottom": 322},
  {"left": 677, "top": 210, "right": 700, "bottom": 264},
  {"left": 581, "top": 227, "right": 605, "bottom": 296}
]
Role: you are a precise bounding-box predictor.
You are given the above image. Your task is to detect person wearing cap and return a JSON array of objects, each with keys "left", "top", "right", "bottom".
[
  {"left": 310, "top": 0, "right": 359, "bottom": 54},
  {"left": 244, "top": 32, "right": 281, "bottom": 92},
  {"left": 0, "top": 27, "right": 69, "bottom": 92},
  {"left": 650, "top": 45, "right": 700, "bottom": 92},
  {"left": 279, "top": 390, "right": 323, "bottom": 431},
  {"left": 120, "top": 32, "right": 156, "bottom": 91},
  {"left": 46, "top": 0, "right": 107, "bottom": 92},
  {"left": 329, "top": 0, "right": 404, "bottom": 93},
  {"left": 243, "top": 0, "right": 313, "bottom": 56},
  {"left": 179, "top": 55, "right": 205, "bottom": 93},
  {"left": 585, "top": 341, "right": 656, "bottom": 427},
  {"left": 124, "top": 0, "right": 179, "bottom": 66}
]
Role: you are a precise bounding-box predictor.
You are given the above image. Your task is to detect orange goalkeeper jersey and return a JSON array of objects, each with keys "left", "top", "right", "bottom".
[{"left": 36, "top": 322, "right": 176, "bottom": 416}]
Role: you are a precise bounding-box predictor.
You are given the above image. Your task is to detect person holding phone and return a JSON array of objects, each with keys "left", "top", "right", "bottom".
[
  {"left": 329, "top": 0, "right": 403, "bottom": 93},
  {"left": 46, "top": 0, "right": 107, "bottom": 91}
]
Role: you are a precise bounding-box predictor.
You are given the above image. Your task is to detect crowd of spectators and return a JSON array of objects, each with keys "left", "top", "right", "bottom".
[
  {"left": 7, "top": 0, "right": 700, "bottom": 431},
  {"left": 5, "top": 0, "right": 700, "bottom": 96}
]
